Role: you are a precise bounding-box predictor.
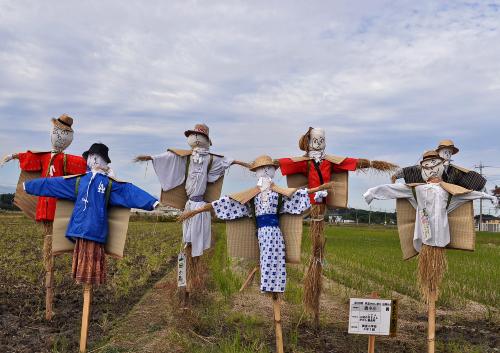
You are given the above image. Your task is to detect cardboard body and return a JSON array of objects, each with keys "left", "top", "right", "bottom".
[
  {"left": 396, "top": 199, "right": 475, "bottom": 260},
  {"left": 286, "top": 171, "right": 348, "bottom": 209},
  {"left": 51, "top": 199, "right": 131, "bottom": 258},
  {"left": 14, "top": 171, "right": 41, "bottom": 220},
  {"left": 226, "top": 214, "right": 303, "bottom": 264},
  {"left": 160, "top": 176, "right": 224, "bottom": 210}
]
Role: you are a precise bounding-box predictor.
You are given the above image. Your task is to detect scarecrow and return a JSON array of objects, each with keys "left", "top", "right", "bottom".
[
  {"left": 134, "top": 123, "right": 249, "bottom": 296},
  {"left": 278, "top": 127, "right": 397, "bottom": 325},
  {"left": 391, "top": 139, "right": 486, "bottom": 190},
  {"left": 364, "top": 150, "right": 497, "bottom": 353},
  {"left": 24, "top": 143, "right": 160, "bottom": 353},
  {"left": 0, "top": 114, "right": 87, "bottom": 320},
  {"left": 178, "top": 155, "right": 333, "bottom": 353}
]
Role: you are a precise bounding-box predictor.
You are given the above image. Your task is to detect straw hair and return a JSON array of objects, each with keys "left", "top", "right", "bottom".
[
  {"left": 249, "top": 155, "right": 278, "bottom": 171},
  {"left": 298, "top": 127, "right": 313, "bottom": 151},
  {"left": 417, "top": 244, "right": 447, "bottom": 303},
  {"left": 303, "top": 204, "right": 326, "bottom": 315}
]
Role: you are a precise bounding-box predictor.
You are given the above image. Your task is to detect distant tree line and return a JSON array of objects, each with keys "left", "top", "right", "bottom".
[
  {"left": 0, "top": 193, "right": 20, "bottom": 211},
  {"left": 327, "top": 207, "right": 397, "bottom": 225}
]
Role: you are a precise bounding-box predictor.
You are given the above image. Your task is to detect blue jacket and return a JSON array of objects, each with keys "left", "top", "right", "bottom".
[{"left": 25, "top": 172, "right": 158, "bottom": 244}]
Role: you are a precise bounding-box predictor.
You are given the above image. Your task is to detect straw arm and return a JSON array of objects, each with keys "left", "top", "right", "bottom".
[
  {"left": 133, "top": 155, "right": 153, "bottom": 163},
  {"left": 232, "top": 160, "right": 251, "bottom": 169},
  {"left": 177, "top": 203, "right": 213, "bottom": 222},
  {"left": 0, "top": 152, "right": 18, "bottom": 166},
  {"left": 356, "top": 158, "right": 399, "bottom": 173},
  {"left": 308, "top": 181, "right": 334, "bottom": 194}
]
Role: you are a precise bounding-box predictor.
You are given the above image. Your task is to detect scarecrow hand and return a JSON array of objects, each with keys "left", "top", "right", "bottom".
[
  {"left": 232, "top": 160, "right": 252, "bottom": 169},
  {"left": 177, "top": 211, "right": 194, "bottom": 222},
  {"left": 0, "top": 153, "right": 17, "bottom": 166},
  {"left": 314, "top": 190, "right": 328, "bottom": 202},
  {"left": 133, "top": 155, "right": 153, "bottom": 163}
]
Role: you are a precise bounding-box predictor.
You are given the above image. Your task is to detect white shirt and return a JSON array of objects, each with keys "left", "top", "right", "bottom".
[{"left": 363, "top": 183, "right": 495, "bottom": 251}]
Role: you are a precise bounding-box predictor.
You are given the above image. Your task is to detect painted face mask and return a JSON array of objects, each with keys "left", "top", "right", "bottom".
[
  {"left": 50, "top": 126, "right": 74, "bottom": 152},
  {"left": 308, "top": 128, "right": 326, "bottom": 152},
  {"left": 86, "top": 153, "right": 108, "bottom": 171},
  {"left": 187, "top": 133, "right": 210, "bottom": 149},
  {"left": 255, "top": 165, "right": 276, "bottom": 200},
  {"left": 438, "top": 147, "right": 453, "bottom": 165},
  {"left": 420, "top": 158, "right": 445, "bottom": 181}
]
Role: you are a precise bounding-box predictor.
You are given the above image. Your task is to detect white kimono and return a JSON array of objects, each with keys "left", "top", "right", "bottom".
[
  {"left": 363, "top": 183, "right": 495, "bottom": 251},
  {"left": 152, "top": 150, "right": 233, "bottom": 257}
]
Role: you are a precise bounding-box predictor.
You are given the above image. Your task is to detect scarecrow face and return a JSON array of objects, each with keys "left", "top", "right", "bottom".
[
  {"left": 86, "top": 153, "right": 108, "bottom": 170},
  {"left": 438, "top": 147, "right": 453, "bottom": 162},
  {"left": 420, "top": 158, "right": 444, "bottom": 181},
  {"left": 187, "top": 133, "right": 210, "bottom": 149},
  {"left": 255, "top": 165, "right": 276, "bottom": 180},
  {"left": 308, "top": 128, "right": 326, "bottom": 151},
  {"left": 50, "top": 126, "right": 73, "bottom": 152}
]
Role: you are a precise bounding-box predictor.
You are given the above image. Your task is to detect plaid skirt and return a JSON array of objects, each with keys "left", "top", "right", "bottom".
[{"left": 72, "top": 238, "right": 106, "bottom": 285}]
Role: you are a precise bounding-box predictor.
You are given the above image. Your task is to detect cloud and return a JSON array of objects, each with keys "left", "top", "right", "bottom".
[{"left": 0, "top": 0, "right": 499, "bottom": 212}]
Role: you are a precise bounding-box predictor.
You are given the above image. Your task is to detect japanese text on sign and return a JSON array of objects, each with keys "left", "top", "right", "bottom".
[{"left": 348, "top": 298, "right": 393, "bottom": 336}]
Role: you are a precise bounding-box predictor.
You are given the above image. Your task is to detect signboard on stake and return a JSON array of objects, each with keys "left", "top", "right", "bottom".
[
  {"left": 348, "top": 298, "right": 397, "bottom": 336},
  {"left": 177, "top": 252, "right": 187, "bottom": 287}
]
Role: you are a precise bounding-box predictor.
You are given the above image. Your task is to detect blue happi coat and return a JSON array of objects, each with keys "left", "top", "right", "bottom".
[{"left": 25, "top": 172, "right": 158, "bottom": 244}]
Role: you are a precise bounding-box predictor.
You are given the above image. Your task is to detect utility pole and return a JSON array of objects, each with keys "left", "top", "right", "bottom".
[
  {"left": 368, "top": 206, "right": 371, "bottom": 225},
  {"left": 474, "top": 162, "right": 493, "bottom": 231}
]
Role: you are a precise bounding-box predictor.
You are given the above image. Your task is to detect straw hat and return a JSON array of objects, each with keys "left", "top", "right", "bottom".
[
  {"left": 298, "top": 127, "right": 313, "bottom": 151},
  {"left": 184, "top": 123, "right": 212, "bottom": 145},
  {"left": 51, "top": 114, "right": 74, "bottom": 132},
  {"left": 249, "top": 155, "right": 279, "bottom": 171},
  {"left": 436, "top": 139, "right": 459, "bottom": 154},
  {"left": 420, "top": 150, "right": 443, "bottom": 164}
]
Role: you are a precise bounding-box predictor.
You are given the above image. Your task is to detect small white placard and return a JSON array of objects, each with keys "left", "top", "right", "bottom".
[
  {"left": 348, "top": 298, "right": 392, "bottom": 336},
  {"left": 177, "top": 252, "right": 187, "bottom": 287}
]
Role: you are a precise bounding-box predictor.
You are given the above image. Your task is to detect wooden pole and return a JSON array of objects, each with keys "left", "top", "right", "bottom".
[
  {"left": 43, "top": 222, "right": 54, "bottom": 321},
  {"left": 367, "top": 291, "right": 379, "bottom": 353},
  {"left": 239, "top": 266, "right": 259, "bottom": 292},
  {"left": 427, "top": 290, "right": 436, "bottom": 353},
  {"left": 272, "top": 293, "right": 284, "bottom": 353},
  {"left": 79, "top": 284, "right": 92, "bottom": 353}
]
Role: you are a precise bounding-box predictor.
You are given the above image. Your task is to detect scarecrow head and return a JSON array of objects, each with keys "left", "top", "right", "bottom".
[
  {"left": 249, "top": 155, "right": 278, "bottom": 189},
  {"left": 420, "top": 150, "right": 445, "bottom": 182},
  {"left": 50, "top": 114, "right": 74, "bottom": 152},
  {"left": 83, "top": 143, "right": 111, "bottom": 171},
  {"left": 184, "top": 123, "right": 211, "bottom": 149},
  {"left": 299, "top": 127, "right": 326, "bottom": 152},
  {"left": 436, "top": 139, "right": 459, "bottom": 164}
]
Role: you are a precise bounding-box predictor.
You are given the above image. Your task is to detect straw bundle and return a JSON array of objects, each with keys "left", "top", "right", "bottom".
[
  {"left": 303, "top": 204, "right": 326, "bottom": 321},
  {"left": 370, "top": 160, "right": 398, "bottom": 172},
  {"left": 186, "top": 244, "right": 203, "bottom": 292},
  {"left": 417, "top": 244, "right": 447, "bottom": 303}
]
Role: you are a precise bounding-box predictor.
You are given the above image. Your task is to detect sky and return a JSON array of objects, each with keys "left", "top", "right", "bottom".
[{"left": 0, "top": 0, "right": 499, "bottom": 214}]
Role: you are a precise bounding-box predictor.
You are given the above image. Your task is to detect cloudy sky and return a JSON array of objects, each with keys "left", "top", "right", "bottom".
[{"left": 0, "top": 0, "right": 499, "bottom": 214}]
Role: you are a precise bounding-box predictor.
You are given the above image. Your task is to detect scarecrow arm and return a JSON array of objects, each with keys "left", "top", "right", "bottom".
[
  {"left": 0, "top": 153, "right": 18, "bottom": 166},
  {"left": 133, "top": 155, "right": 153, "bottom": 162},
  {"left": 447, "top": 191, "right": 498, "bottom": 212},
  {"left": 356, "top": 158, "right": 398, "bottom": 173},
  {"left": 109, "top": 182, "right": 159, "bottom": 210},
  {"left": 177, "top": 203, "right": 213, "bottom": 222},
  {"left": 24, "top": 176, "right": 77, "bottom": 200},
  {"left": 232, "top": 160, "right": 251, "bottom": 169},
  {"left": 307, "top": 181, "right": 334, "bottom": 194},
  {"left": 363, "top": 183, "right": 414, "bottom": 205}
]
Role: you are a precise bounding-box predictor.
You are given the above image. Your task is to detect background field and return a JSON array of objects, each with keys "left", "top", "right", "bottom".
[{"left": 0, "top": 213, "right": 498, "bottom": 352}]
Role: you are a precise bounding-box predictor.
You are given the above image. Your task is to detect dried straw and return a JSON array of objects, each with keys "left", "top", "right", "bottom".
[
  {"left": 356, "top": 158, "right": 372, "bottom": 169},
  {"left": 133, "top": 155, "right": 152, "bottom": 163},
  {"left": 303, "top": 204, "right": 326, "bottom": 320},
  {"left": 370, "top": 160, "right": 398, "bottom": 172},
  {"left": 185, "top": 244, "right": 203, "bottom": 292},
  {"left": 417, "top": 244, "right": 447, "bottom": 303}
]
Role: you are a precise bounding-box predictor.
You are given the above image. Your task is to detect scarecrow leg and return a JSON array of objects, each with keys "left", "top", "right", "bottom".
[
  {"left": 303, "top": 204, "right": 326, "bottom": 328},
  {"left": 427, "top": 290, "right": 437, "bottom": 353},
  {"left": 239, "top": 266, "right": 259, "bottom": 292},
  {"left": 43, "top": 222, "right": 54, "bottom": 321},
  {"left": 272, "top": 293, "right": 284, "bottom": 353},
  {"left": 79, "top": 284, "right": 92, "bottom": 353}
]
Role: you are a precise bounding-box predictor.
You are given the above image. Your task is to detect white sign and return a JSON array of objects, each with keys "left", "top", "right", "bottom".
[
  {"left": 177, "top": 252, "right": 187, "bottom": 287},
  {"left": 348, "top": 298, "right": 393, "bottom": 336}
]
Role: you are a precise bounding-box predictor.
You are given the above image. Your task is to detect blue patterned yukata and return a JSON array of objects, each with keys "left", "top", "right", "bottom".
[{"left": 212, "top": 189, "right": 310, "bottom": 293}]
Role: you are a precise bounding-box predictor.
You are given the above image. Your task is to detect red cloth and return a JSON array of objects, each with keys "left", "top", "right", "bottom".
[
  {"left": 18, "top": 151, "right": 87, "bottom": 221},
  {"left": 278, "top": 157, "right": 358, "bottom": 204}
]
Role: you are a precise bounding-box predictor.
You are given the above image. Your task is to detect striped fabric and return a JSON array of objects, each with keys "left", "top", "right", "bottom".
[
  {"left": 72, "top": 238, "right": 106, "bottom": 285},
  {"left": 402, "top": 165, "right": 486, "bottom": 191}
]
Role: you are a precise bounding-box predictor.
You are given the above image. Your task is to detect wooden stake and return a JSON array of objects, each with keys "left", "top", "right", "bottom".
[
  {"left": 42, "top": 222, "right": 54, "bottom": 321},
  {"left": 239, "top": 266, "right": 259, "bottom": 292},
  {"left": 367, "top": 291, "right": 379, "bottom": 353},
  {"left": 272, "top": 293, "right": 284, "bottom": 353},
  {"left": 79, "top": 284, "right": 92, "bottom": 353},
  {"left": 427, "top": 290, "right": 436, "bottom": 353}
]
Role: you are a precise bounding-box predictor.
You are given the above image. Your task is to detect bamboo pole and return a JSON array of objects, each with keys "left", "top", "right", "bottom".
[
  {"left": 79, "top": 284, "right": 92, "bottom": 353},
  {"left": 42, "top": 222, "right": 54, "bottom": 321},
  {"left": 239, "top": 266, "right": 259, "bottom": 292},
  {"left": 272, "top": 293, "right": 284, "bottom": 353},
  {"left": 427, "top": 290, "right": 436, "bottom": 353}
]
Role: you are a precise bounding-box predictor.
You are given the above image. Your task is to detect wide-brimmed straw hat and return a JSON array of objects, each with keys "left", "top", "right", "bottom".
[
  {"left": 51, "top": 114, "right": 74, "bottom": 132},
  {"left": 420, "top": 150, "right": 444, "bottom": 165},
  {"left": 436, "top": 139, "right": 459, "bottom": 155},
  {"left": 298, "top": 127, "right": 313, "bottom": 151},
  {"left": 249, "top": 155, "right": 279, "bottom": 171},
  {"left": 184, "top": 123, "right": 212, "bottom": 145},
  {"left": 83, "top": 143, "right": 111, "bottom": 163}
]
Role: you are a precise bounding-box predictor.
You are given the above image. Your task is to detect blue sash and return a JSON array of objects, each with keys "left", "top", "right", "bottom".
[{"left": 256, "top": 213, "right": 279, "bottom": 228}]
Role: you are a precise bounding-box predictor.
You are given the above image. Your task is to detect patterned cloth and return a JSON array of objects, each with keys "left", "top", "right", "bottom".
[
  {"left": 398, "top": 165, "right": 486, "bottom": 191},
  {"left": 212, "top": 189, "right": 310, "bottom": 293},
  {"left": 72, "top": 238, "right": 106, "bottom": 285}
]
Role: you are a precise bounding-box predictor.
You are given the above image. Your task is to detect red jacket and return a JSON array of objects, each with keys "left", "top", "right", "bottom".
[
  {"left": 279, "top": 157, "right": 358, "bottom": 204},
  {"left": 18, "top": 151, "right": 87, "bottom": 221}
]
